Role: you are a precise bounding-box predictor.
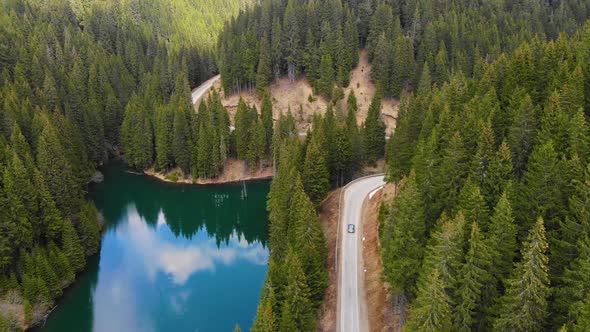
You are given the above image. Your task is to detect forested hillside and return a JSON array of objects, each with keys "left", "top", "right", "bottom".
[
  {"left": 383, "top": 22, "right": 590, "bottom": 331},
  {"left": 71, "top": 0, "right": 251, "bottom": 51},
  {"left": 218, "top": 0, "right": 590, "bottom": 99},
  {"left": 0, "top": 0, "right": 241, "bottom": 329}
]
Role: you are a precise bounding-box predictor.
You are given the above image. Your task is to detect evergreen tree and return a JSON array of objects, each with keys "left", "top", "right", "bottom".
[
  {"left": 36, "top": 120, "right": 81, "bottom": 216},
  {"left": 554, "top": 236, "right": 590, "bottom": 328},
  {"left": 251, "top": 284, "right": 277, "bottom": 332},
  {"left": 494, "top": 218, "right": 550, "bottom": 331},
  {"left": 482, "top": 142, "right": 513, "bottom": 208},
  {"left": 382, "top": 172, "right": 426, "bottom": 297},
  {"left": 302, "top": 139, "right": 330, "bottom": 206},
  {"left": 61, "top": 219, "right": 85, "bottom": 273},
  {"left": 318, "top": 54, "right": 334, "bottom": 99},
  {"left": 364, "top": 94, "right": 386, "bottom": 165},
  {"left": 172, "top": 106, "right": 191, "bottom": 175},
  {"left": 261, "top": 93, "right": 274, "bottom": 154},
  {"left": 516, "top": 140, "right": 562, "bottom": 232},
  {"left": 391, "top": 36, "right": 416, "bottom": 97},
  {"left": 455, "top": 222, "right": 493, "bottom": 331},
  {"left": 456, "top": 179, "right": 489, "bottom": 230},
  {"left": 571, "top": 293, "right": 590, "bottom": 332},
  {"left": 488, "top": 192, "right": 518, "bottom": 280},
  {"left": 256, "top": 35, "right": 272, "bottom": 96},
  {"left": 434, "top": 132, "right": 469, "bottom": 217},
  {"left": 154, "top": 104, "right": 174, "bottom": 171},
  {"left": 0, "top": 311, "right": 9, "bottom": 331},
  {"left": 77, "top": 203, "right": 101, "bottom": 255},
  {"left": 279, "top": 248, "right": 314, "bottom": 332},
  {"left": 407, "top": 268, "right": 452, "bottom": 332},
  {"left": 420, "top": 213, "right": 467, "bottom": 305}
]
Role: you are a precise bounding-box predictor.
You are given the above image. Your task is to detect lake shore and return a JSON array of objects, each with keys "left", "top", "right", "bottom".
[{"left": 143, "top": 158, "right": 273, "bottom": 185}]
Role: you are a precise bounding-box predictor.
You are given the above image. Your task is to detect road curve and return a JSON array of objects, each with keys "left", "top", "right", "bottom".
[
  {"left": 191, "top": 74, "right": 221, "bottom": 105},
  {"left": 338, "top": 175, "right": 386, "bottom": 332}
]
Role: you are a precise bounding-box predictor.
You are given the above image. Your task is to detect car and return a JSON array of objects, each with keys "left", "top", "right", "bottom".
[{"left": 347, "top": 224, "right": 355, "bottom": 233}]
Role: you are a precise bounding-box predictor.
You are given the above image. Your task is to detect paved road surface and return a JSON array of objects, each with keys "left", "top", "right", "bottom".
[
  {"left": 338, "top": 175, "right": 385, "bottom": 332},
  {"left": 191, "top": 75, "right": 220, "bottom": 105}
]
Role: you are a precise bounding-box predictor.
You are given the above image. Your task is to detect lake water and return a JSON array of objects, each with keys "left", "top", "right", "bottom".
[{"left": 37, "top": 162, "right": 270, "bottom": 332}]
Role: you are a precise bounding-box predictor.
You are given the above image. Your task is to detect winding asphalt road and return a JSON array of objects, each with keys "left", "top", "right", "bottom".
[
  {"left": 338, "top": 175, "right": 386, "bottom": 332},
  {"left": 191, "top": 74, "right": 220, "bottom": 105}
]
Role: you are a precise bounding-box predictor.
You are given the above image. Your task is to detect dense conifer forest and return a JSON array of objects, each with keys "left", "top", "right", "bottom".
[
  {"left": 0, "top": 0, "right": 247, "bottom": 329},
  {"left": 223, "top": 0, "right": 590, "bottom": 331},
  {"left": 383, "top": 24, "right": 590, "bottom": 331},
  {"left": 3, "top": 0, "right": 590, "bottom": 330},
  {"left": 218, "top": 0, "right": 590, "bottom": 98}
]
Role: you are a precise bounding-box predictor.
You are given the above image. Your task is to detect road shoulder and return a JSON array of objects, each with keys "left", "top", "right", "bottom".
[
  {"left": 362, "top": 183, "right": 398, "bottom": 331},
  {"left": 318, "top": 189, "right": 342, "bottom": 331}
]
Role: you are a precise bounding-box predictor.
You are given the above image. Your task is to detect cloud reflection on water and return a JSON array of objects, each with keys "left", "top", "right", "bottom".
[
  {"left": 90, "top": 204, "right": 268, "bottom": 331},
  {"left": 121, "top": 205, "right": 268, "bottom": 284}
]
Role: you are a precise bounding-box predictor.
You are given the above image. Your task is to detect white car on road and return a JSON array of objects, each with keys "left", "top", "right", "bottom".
[{"left": 348, "top": 224, "right": 355, "bottom": 233}]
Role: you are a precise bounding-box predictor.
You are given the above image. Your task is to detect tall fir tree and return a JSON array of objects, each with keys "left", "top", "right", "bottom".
[
  {"left": 381, "top": 172, "right": 426, "bottom": 298},
  {"left": 494, "top": 218, "right": 550, "bottom": 331}
]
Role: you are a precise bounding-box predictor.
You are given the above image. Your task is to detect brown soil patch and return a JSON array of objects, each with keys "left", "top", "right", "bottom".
[
  {"left": 203, "top": 50, "right": 399, "bottom": 134},
  {"left": 362, "top": 183, "right": 399, "bottom": 332},
  {"left": 144, "top": 158, "right": 273, "bottom": 185},
  {"left": 318, "top": 189, "right": 342, "bottom": 332}
]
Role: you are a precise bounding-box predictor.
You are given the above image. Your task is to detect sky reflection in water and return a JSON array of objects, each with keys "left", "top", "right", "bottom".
[{"left": 38, "top": 163, "right": 270, "bottom": 332}]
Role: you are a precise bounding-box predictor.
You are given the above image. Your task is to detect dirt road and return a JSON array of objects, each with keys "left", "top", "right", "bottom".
[{"left": 191, "top": 75, "right": 220, "bottom": 105}]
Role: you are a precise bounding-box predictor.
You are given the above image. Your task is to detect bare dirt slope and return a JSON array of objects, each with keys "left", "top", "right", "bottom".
[{"left": 199, "top": 51, "right": 399, "bottom": 134}]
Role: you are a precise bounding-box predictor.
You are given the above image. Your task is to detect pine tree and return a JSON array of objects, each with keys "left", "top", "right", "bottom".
[
  {"left": 407, "top": 268, "right": 452, "bottom": 332},
  {"left": 456, "top": 179, "right": 489, "bottom": 230},
  {"left": 77, "top": 202, "right": 100, "bottom": 255},
  {"left": 61, "top": 219, "right": 85, "bottom": 273},
  {"left": 279, "top": 248, "right": 314, "bottom": 332},
  {"left": 507, "top": 94, "right": 537, "bottom": 175},
  {"left": 154, "top": 104, "right": 174, "bottom": 171},
  {"left": 371, "top": 33, "right": 392, "bottom": 93},
  {"left": 554, "top": 236, "right": 590, "bottom": 328},
  {"left": 37, "top": 250, "right": 61, "bottom": 299},
  {"left": 420, "top": 213, "right": 467, "bottom": 304},
  {"left": 37, "top": 120, "right": 81, "bottom": 216},
  {"left": 482, "top": 142, "right": 513, "bottom": 208},
  {"left": 391, "top": 36, "right": 416, "bottom": 97},
  {"left": 455, "top": 222, "right": 493, "bottom": 331},
  {"left": 34, "top": 169, "right": 63, "bottom": 243},
  {"left": 249, "top": 119, "right": 266, "bottom": 170},
  {"left": 332, "top": 126, "right": 353, "bottom": 186},
  {"left": 318, "top": 54, "right": 334, "bottom": 99},
  {"left": 516, "top": 140, "right": 562, "bottom": 232},
  {"left": 364, "top": 94, "right": 386, "bottom": 165},
  {"left": 382, "top": 172, "right": 426, "bottom": 297},
  {"left": 0, "top": 311, "right": 9, "bottom": 331},
  {"left": 302, "top": 139, "right": 330, "bottom": 206},
  {"left": 346, "top": 90, "right": 362, "bottom": 172},
  {"left": 571, "top": 293, "right": 590, "bottom": 332},
  {"left": 256, "top": 34, "right": 272, "bottom": 96},
  {"left": 494, "top": 218, "right": 550, "bottom": 331},
  {"left": 261, "top": 93, "right": 274, "bottom": 155},
  {"left": 3, "top": 151, "right": 34, "bottom": 250},
  {"left": 569, "top": 109, "right": 589, "bottom": 162},
  {"left": 251, "top": 284, "right": 277, "bottom": 332},
  {"left": 488, "top": 192, "right": 518, "bottom": 280},
  {"left": 172, "top": 106, "right": 191, "bottom": 175},
  {"left": 434, "top": 132, "right": 469, "bottom": 216}
]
